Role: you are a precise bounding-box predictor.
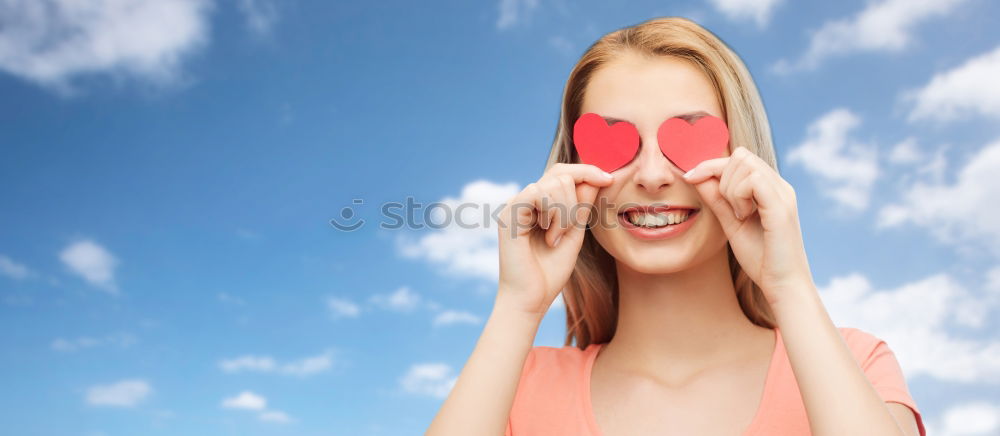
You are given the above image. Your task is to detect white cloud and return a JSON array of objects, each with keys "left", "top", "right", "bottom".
[
  {"left": 59, "top": 240, "right": 119, "bottom": 293},
  {"left": 877, "top": 139, "right": 1000, "bottom": 255},
  {"left": 327, "top": 296, "right": 360, "bottom": 318},
  {"left": 903, "top": 45, "right": 1000, "bottom": 123},
  {"left": 278, "top": 351, "right": 333, "bottom": 376},
  {"left": 987, "top": 266, "right": 1000, "bottom": 292},
  {"left": 219, "top": 355, "right": 276, "bottom": 373},
  {"left": 237, "top": 0, "right": 278, "bottom": 37},
  {"left": 888, "top": 137, "right": 923, "bottom": 165},
  {"left": 935, "top": 401, "right": 1000, "bottom": 436},
  {"left": 432, "top": 310, "right": 483, "bottom": 327},
  {"left": 772, "top": 0, "right": 970, "bottom": 73},
  {"left": 219, "top": 350, "right": 333, "bottom": 376},
  {"left": 496, "top": 0, "right": 539, "bottom": 30},
  {"left": 884, "top": 138, "right": 948, "bottom": 191},
  {"left": 368, "top": 286, "right": 496, "bottom": 328},
  {"left": 819, "top": 272, "right": 1000, "bottom": 384},
  {"left": 258, "top": 410, "right": 292, "bottom": 423},
  {"left": 706, "top": 0, "right": 783, "bottom": 28},
  {"left": 221, "top": 391, "right": 266, "bottom": 411},
  {"left": 52, "top": 332, "right": 136, "bottom": 352},
  {"left": 86, "top": 379, "right": 151, "bottom": 407},
  {"left": 369, "top": 286, "right": 421, "bottom": 312},
  {"left": 0, "top": 0, "right": 212, "bottom": 93},
  {"left": 397, "top": 180, "right": 520, "bottom": 282},
  {"left": 785, "top": 108, "right": 879, "bottom": 212},
  {"left": 400, "top": 363, "right": 457, "bottom": 399},
  {"left": 221, "top": 391, "right": 294, "bottom": 423},
  {"left": 0, "top": 254, "right": 31, "bottom": 280}
]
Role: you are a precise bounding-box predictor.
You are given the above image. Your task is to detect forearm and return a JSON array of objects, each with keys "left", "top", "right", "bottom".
[
  {"left": 771, "top": 281, "right": 905, "bottom": 436},
  {"left": 426, "top": 295, "right": 542, "bottom": 436}
]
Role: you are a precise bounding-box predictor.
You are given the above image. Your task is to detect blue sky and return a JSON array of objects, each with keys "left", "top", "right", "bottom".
[{"left": 1, "top": 0, "right": 999, "bottom": 434}]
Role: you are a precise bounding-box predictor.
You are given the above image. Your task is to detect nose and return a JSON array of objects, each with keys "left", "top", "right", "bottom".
[{"left": 632, "top": 136, "right": 681, "bottom": 193}]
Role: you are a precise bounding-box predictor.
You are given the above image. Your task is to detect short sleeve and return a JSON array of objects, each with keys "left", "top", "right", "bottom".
[{"left": 855, "top": 331, "right": 927, "bottom": 436}]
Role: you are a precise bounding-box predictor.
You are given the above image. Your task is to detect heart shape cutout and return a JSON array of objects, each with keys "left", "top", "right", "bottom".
[
  {"left": 656, "top": 115, "right": 730, "bottom": 172},
  {"left": 572, "top": 112, "right": 640, "bottom": 173}
]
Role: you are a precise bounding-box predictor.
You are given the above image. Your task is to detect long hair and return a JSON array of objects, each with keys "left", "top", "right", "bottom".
[{"left": 546, "top": 17, "right": 779, "bottom": 349}]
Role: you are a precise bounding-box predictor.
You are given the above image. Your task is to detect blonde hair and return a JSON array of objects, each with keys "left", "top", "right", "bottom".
[{"left": 546, "top": 17, "right": 778, "bottom": 349}]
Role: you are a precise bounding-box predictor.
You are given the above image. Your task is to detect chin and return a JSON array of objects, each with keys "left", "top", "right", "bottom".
[
  {"left": 592, "top": 224, "right": 728, "bottom": 276},
  {"left": 621, "top": 255, "right": 695, "bottom": 274},
  {"left": 618, "top": 238, "right": 700, "bottom": 271}
]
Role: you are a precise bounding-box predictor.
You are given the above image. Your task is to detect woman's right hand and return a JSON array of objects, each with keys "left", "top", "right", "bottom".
[{"left": 495, "top": 163, "right": 615, "bottom": 317}]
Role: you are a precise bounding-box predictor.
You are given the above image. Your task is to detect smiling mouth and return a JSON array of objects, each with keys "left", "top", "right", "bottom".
[{"left": 617, "top": 207, "right": 701, "bottom": 228}]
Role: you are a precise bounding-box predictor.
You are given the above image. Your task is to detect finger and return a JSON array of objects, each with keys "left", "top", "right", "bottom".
[
  {"left": 751, "top": 170, "right": 788, "bottom": 221},
  {"left": 734, "top": 148, "right": 796, "bottom": 207},
  {"left": 533, "top": 189, "right": 550, "bottom": 231},
  {"left": 718, "top": 155, "right": 740, "bottom": 199},
  {"left": 726, "top": 150, "right": 787, "bottom": 220},
  {"left": 730, "top": 172, "right": 758, "bottom": 220},
  {"left": 532, "top": 177, "right": 560, "bottom": 235},
  {"left": 724, "top": 159, "right": 753, "bottom": 217},
  {"left": 545, "top": 177, "right": 569, "bottom": 247},
  {"left": 682, "top": 156, "right": 730, "bottom": 184},
  {"left": 552, "top": 174, "right": 576, "bottom": 246},
  {"left": 500, "top": 185, "right": 539, "bottom": 240},
  {"left": 575, "top": 182, "right": 601, "bottom": 229},
  {"left": 548, "top": 163, "right": 615, "bottom": 187},
  {"left": 690, "top": 176, "right": 741, "bottom": 236},
  {"left": 535, "top": 176, "right": 558, "bottom": 232},
  {"left": 723, "top": 146, "right": 754, "bottom": 191}
]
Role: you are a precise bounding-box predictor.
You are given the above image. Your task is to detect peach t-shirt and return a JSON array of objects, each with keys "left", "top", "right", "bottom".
[{"left": 506, "top": 327, "right": 925, "bottom": 436}]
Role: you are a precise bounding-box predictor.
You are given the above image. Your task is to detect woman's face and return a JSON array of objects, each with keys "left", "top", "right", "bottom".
[{"left": 581, "top": 51, "right": 731, "bottom": 274}]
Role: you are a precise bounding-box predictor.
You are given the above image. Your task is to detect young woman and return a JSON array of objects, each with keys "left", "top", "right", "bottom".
[{"left": 427, "top": 17, "right": 925, "bottom": 436}]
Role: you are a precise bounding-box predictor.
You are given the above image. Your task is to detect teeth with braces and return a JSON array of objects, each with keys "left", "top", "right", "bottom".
[{"left": 626, "top": 211, "right": 690, "bottom": 227}]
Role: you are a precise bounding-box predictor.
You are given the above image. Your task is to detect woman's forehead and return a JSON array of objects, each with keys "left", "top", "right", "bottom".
[{"left": 581, "top": 54, "right": 722, "bottom": 125}]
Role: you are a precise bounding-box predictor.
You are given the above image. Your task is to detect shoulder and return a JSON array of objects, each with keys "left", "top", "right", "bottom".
[
  {"left": 832, "top": 327, "right": 917, "bottom": 403},
  {"left": 516, "top": 344, "right": 594, "bottom": 390},
  {"left": 512, "top": 344, "right": 597, "bottom": 403},
  {"left": 525, "top": 344, "right": 593, "bottom": 370},
  {"left": 833, "top": 326, "right": 926, "bottom": 435},
  {"left": 835, "top": 326, "right": 893, "bottom": 367},
  {"left": 836, "top": 325, "right": 878, "bottom": 341},
  {"left": 508, "top": 344, "right": 598, "bottom": 433}
]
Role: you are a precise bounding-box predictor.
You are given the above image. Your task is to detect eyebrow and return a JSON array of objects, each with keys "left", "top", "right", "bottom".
[{"left": 601, "top": 111, "right": 712, "bottom": 125}]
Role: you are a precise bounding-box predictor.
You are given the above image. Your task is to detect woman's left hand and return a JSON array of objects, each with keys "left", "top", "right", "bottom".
[{"left": 681, "top": 146, "right": 814, "bottom": 307}]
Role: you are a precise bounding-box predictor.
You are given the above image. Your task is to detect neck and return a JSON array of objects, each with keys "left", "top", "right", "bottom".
[{"left": 605, "top": 246, "right": 770, "bottom": 374}]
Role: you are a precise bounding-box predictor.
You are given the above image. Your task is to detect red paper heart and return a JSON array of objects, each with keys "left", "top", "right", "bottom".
[
  {"left": 572, "top": 112, "right": 640, "bottom": 173},
  {"left": 656, "top": 115, "right": 730, "bottom": 172}
]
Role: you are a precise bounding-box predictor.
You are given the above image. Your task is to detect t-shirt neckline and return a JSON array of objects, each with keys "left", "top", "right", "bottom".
[{"left": 581, "top": 327, "right": 782, "bottom": 436}]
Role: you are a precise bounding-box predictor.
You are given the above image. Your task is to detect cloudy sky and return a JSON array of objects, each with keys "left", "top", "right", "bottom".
[{"left": 1, "top": 0, "right": 999, "bottom": 435}]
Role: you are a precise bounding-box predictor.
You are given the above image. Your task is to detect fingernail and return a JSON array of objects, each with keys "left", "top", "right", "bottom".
[
  {"left": 553, "top": 235, "right": 562, "bottom": 246},
  {"left": 683, "top": 168, "right": 697, "bottom": 179},
  {"left": 601, "top": 171, "right": 613, "bottom": 179}
]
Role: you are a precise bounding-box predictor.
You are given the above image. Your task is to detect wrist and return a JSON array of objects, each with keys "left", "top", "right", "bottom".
[
  {"left": 480, "top": 298, "right": 544, "bottom": 352},
  {"left": 766, "top": 277, "right": 822, "bottom": 317},
  {"left": 492, "top": 292, "right": 547, "bottom": 325}
]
